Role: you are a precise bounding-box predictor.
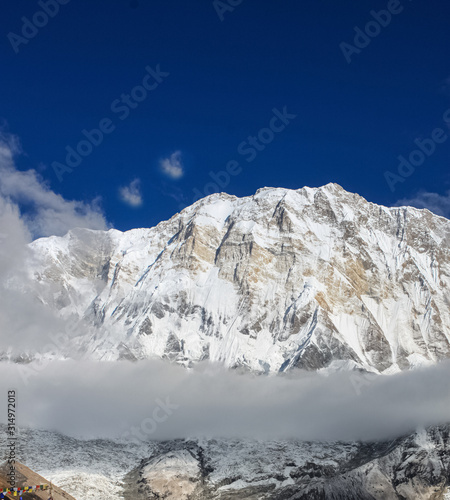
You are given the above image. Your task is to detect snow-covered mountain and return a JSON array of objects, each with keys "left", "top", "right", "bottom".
[
  {"left": 132, "top": 426, "right": 450, "bottom": 499},
  {"left": 4, "top": 184, "right": 450, "bottom": 499},
  {"left": 18, "top": 183, "right": 450, "bottom": 374},
  {"left": 3, "top": 424, "right": 449, "bottom": 499}
]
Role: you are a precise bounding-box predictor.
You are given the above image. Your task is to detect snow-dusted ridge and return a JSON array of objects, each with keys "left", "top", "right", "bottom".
[
  {"left": 14, "top": 183, "right": 450, "bottom": 373},
  {"left": 3, "top": 424, "right": 449, "bottom": 499}
]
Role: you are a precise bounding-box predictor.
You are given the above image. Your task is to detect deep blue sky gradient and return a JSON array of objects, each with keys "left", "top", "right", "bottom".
[{"left": 1, "top": 0, "right": 450, "bottom": 230}]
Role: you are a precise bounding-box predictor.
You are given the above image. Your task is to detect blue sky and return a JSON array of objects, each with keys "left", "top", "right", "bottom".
[{"left": 1, "top": 0, "right": 450, "bottom": 233}]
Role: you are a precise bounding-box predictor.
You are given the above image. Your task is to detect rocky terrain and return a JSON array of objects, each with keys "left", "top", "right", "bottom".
[
  {"left": 131, "top": 425, "right": 450, "bottom": 499},
  {"left": 3, "top": 424, "right": 448, "bottom": 499}
]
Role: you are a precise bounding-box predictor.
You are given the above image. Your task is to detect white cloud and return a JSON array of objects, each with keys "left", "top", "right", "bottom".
[
  {"left": 0, "top": 132, "right": 109, "bottom": 238},
  {"left": 396, "top": 190, "right": 450, "bottom": 218},
  {"left": 0, "top": 131, "right": 112, "bottom": 357},
  {"left": 160, "top": 150, "right": 184, "bottom": 179},
  {"left": 119, "top": 178, "right": 143, "bottom": 207}
]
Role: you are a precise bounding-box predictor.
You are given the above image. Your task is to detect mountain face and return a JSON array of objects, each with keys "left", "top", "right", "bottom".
[
  {"left": 6, "top": 424, "right": 449, "bottom": 500},
  {"left": 19, "top": 183, "right": 450, "bottom": 374},
  {"left": 131, "top": 425, "right": 450, "bottom": 500}
]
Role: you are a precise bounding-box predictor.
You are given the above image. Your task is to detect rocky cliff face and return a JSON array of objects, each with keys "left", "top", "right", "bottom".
[
  {"left": 9, "top": 423, "right": 449, "bottom": 500},
  {"left": 19, "top": 183, "right": 450, "bottom": 373},
  {"left": 128, "top": 425, "right": 450, "bottom": 499}
]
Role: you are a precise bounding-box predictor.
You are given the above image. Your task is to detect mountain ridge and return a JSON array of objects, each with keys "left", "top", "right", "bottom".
[{"left": 10, "top": 183, "right": 450, "bottom": 374}]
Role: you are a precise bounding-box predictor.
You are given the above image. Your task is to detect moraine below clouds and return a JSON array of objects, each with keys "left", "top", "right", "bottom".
[{"left": 1, "top": 424, "right": 449, "bottom": 499}]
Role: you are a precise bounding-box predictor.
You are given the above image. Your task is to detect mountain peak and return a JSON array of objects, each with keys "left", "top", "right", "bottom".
[{"left": 17, "top": 185, "right": 450, "bottom": 373}]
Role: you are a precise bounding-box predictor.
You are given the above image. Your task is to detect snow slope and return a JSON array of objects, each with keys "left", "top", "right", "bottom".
[{"left": 2, "top": 424, "right": 448, "bottom": 499}]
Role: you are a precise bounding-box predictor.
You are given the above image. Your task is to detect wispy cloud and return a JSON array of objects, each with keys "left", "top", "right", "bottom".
[
  {"left": 396, "top": 190, "right": 450, "bottom": 218},
  {"left": 119, "top": 178, "right": 143, "bottom": 207},
  {"left": 160, "top": 150, "right": 184, "bottom": 179},
  {"left": 0, "top": 133, "right": 109, "bottom": 238}
]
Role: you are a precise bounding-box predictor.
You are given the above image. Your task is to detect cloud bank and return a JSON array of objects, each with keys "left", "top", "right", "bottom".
[{"left": 1, "top": 359, "right": 449, "bottom": 443}]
